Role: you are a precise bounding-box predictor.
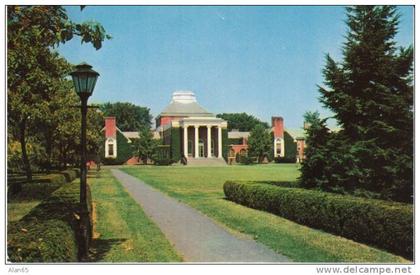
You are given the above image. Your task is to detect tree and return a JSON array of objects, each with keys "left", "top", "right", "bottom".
[
  {"left": 7, "top": 6, "right": 110, "bottom": 181},
  {"left": 99, "top": 102, "right": 152, "bottom": 131},
  {"left": 299, "top": 112, "right": 331, "bottom": 189},
  {"left": 303, "top": 6, "right": 413, "bottom": 202},
  {"left": 247, "top": 124, "right": 272, "bottom": 163},
  {"left": 134, "top": 126, "right": 158, "bottom": 164},
  {"left": 216, "top": 113, "right": 269, "bottom": 131},
  {"left": 51, "top": 82, "right": 104, "bottom": 169}
]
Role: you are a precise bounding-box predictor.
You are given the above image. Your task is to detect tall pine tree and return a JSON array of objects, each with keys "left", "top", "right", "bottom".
[{"left": 303, "top": 6, "right": 413, "bottom": 202}]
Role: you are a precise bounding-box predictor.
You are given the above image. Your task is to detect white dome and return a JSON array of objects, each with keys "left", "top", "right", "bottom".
[{"left": 171, "top": 91, "right": 197, "bottom": 104}]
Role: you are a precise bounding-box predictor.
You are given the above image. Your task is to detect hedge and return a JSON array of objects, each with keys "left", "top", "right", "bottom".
[
  {"left": 7, "top": 169, "right": 92, "bottom": 262},
  {"left": 8, "top": 169, "right": 80, "bottom": 199},
  {"left": 223, "top": 181, "right": 413, "bottom": 260}
]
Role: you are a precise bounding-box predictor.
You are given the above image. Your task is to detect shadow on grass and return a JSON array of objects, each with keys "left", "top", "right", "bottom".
[{"left": 89, "top": 238, "right": 127, "bottom": 262}]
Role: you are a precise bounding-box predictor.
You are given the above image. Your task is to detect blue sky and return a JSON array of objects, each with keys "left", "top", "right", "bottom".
[{"left": 57, "top": 6, "right": 414, "bottom": 129}]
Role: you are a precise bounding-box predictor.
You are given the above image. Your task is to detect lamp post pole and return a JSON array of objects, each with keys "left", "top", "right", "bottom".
[
  {"left": 70, "top": 62, "right": 99, "bottom": 262},
  {"left": 79, "top": 94, "right": 90, "bottom": 261}
]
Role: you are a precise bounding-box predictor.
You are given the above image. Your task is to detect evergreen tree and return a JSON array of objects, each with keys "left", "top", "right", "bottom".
[
  {"left": 248, "top": 124, "right": 272, "bottom": 163},
  {"left": 304, "top": 6, "right": 413, "bottom": 202},
  {"left": 135, "top": 126, "right": 158, "bottom": 164},
  {"left": 300, "top": 112, "right": 330, "bottom": 189}
]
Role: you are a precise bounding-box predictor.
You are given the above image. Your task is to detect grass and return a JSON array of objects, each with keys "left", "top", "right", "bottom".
[
  {"left": 120, "top": 164, "right": 409, "bottom": 263},
  {"left": 88, "top": 169, "right": 181, "bottom": 262}
]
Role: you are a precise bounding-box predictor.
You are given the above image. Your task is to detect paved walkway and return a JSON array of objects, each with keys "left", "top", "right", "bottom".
[{"left": 111, "top": 169, "right": 290, "bottom": 263}]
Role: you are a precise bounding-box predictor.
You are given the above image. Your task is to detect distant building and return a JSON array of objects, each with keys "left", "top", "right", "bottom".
[
  {"left": 102, "top": 91, "right": 306, "bottom": 165},
  {"left": 156, "top": 91, "right": 228, "bottom": 165},
  {"left": 227, "top": 116, "right": 305, "bottom": 163},
  {"left": 102, "top": 116, "right": 159, "bottom": 165}
]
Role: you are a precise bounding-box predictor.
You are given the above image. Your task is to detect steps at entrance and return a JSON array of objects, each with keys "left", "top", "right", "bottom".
[{"left": 186, "top": 157, "right": 227, "bottom": 166}]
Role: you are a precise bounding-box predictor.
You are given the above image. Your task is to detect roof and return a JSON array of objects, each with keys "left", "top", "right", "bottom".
[
  {"left": 228, "top": 131, "right": 250, "bottom": 139},
  {"left": 284, "top": 128, "right": 305, "bottom": 139},
  {"left": 121, "top": 131, "right": 160, "bottom": 140},
  {"left": 159, "top": 91, "right": 214, "bottom": 117},
  {"left": 122, "top": 131, "right": 139, "bottom": 139}
]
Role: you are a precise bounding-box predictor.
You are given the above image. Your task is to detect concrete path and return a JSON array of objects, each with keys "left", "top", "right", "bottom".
[{"left": 111, "top": 169, "right": 290, "bottom": 263}]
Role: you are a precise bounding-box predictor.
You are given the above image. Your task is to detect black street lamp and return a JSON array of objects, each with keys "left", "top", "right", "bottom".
[{"left": 70, "top": 62, "right": 99, "bottom": 261}]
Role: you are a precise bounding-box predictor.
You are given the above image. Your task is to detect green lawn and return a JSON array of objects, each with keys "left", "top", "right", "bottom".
[
  {"left": 121, "top": 164, "right": 409, "bottom": 263},
  {"left": 88, "top": 169, "right": 181, "bottom": 262}
]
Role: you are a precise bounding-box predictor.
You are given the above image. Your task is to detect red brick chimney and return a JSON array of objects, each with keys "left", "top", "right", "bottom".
[
  {"left": 105, "top": 117, "right": 117, "bottom": 138},
  {"left": 272, "top": 117, "right": 284, "bottom": 139}
]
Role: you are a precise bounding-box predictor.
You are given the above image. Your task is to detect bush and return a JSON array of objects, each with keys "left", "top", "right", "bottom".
[
  {"left": 255, "top": 180, "right": 300, "bottom": 188},
  {"left": 238, "top": 155, "right": 255, "bottom": 165},
  {"left": 224, "top": 181, "right": 413, "bottom": 260},
  {"left": 7, "top": 170, "right": 87, "bottom": 262},
  {"left": 154, "top": 159, "right": 174, "bottom": 166},
  {"left": 274, "top": 156, "right": 296, "bottom": 163},
  {"left": 8, "top": 169, "right": 79, "bottom": 200}
]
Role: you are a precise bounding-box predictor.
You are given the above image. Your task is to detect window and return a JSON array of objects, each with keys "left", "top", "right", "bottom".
[{"left": 108, "top": 144, "right": 114, "bottom": 156}]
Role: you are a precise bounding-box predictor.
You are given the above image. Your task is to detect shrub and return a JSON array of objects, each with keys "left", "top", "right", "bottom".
[
  {"left": 255, "top": 180, "right": 300, "bottom": 188},
  {"left": 239, "top": 155, "right": 255, "bottom": 165},
  {"left": 8, "top": 169, "right": 79, "bottom": 200},
  {"left": 235, "top": 153, "right": 240, "bottom": 163},
  {"left": 274, "top": 156, "right": 296, "bottom": 163},
  {"left": 224, "top": 181, "right": 413, "bottom": 260},
  {"left": 7, "top": 170, "right": 88, "bottom": 262},
  {"left": 154, "top": 159, "right": 174, "bottom": 166}
]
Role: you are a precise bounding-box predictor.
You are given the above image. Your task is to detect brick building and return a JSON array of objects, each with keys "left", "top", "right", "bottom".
[{"left": 102, "top": 91, "right": 305, "bottom": 165}]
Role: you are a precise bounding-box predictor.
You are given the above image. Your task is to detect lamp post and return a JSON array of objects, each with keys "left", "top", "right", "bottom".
[{"left": 70, "top": 62, "right": 99, "bottom": 261}]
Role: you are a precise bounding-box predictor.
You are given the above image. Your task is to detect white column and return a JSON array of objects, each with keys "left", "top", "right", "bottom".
[
  {"left": 217, "top": 126, "right": 222, "bottom": 158},
  {"left": 281, "top": 138, "right": 285, "bottom": 157},
  {"left": 273, "top": 139, "right": 277, "bottom": 157},
  {"left": 207, "top": 126, "right": 212, "bottom": 158},
  {"left": 194, "top": 125, "right": 199, "bottom": 158},
  {"left": 183, "top": 125, "right": 188, "bottom": 158}
]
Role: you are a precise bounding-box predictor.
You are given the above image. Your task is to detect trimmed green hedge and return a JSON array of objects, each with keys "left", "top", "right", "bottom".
[
  {"left": 223, "top": 181, "right": 413, "bottom": 260},
  {"left": 254, "top": 180, "right": 300, "bottom": 188},
  {"left": 8, "top": 169, "right": 80, "bottom": 200},
  {"left": 7, "top": 170, "right": 88, "bottom": 262}
]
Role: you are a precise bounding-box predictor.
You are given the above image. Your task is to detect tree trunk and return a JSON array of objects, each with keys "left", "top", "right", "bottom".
[
  {"left": 45, "top": 128, "right": 52, "bottom": 172},
  {"left": 19, "top": 119, "right": 32, "bottom": 182}
]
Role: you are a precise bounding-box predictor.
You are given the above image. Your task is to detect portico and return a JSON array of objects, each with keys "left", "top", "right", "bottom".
[{"left": 180, "top": 118, "right": 227, "bottom": 159}]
